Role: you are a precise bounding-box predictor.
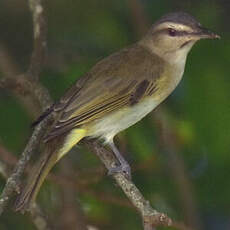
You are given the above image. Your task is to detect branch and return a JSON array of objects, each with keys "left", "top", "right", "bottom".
[
  {"left": 0, "top": 144, "right": 133, "bottom": 209},
  {"left": 0, "top": 75, "right": 52, "bottom": 111},
  {"left": 0, "top": 0, "right": 52, "bottom": 215},
  {"left": 0, "top": 144, "right": 192, "bottom": 230},
  {"left": 83, "top": 140, "right": 172, "bottom": 229},
  {"left": 0, "top": 0, "right": 51, "bottom": 111}
]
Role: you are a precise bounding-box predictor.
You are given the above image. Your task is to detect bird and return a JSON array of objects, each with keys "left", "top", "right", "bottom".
[{"left": 14, "top": 12, "right": 219, "bottom": 211}]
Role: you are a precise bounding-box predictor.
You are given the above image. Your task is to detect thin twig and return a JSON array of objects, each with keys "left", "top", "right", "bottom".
[
  {"left": 0, "top": 75, "right": 52, "bottom": 111},
  {"left": 0, "top": 43, "right": 41, "bottom": 117},
  {"left": 0, "top": 0, "right": 52, "bottom": 215},
  {"left": 28, "top": 0, "right": 47, "bottom": 80},
  {"left": 0, "top": 0, "right": 51, "bottom": 111},
  {"left": 83, "top": 140, "right": 172, "bottom": 229}
]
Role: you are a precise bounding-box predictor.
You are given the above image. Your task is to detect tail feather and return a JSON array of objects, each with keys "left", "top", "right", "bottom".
[
  {"left": 14, "top": 147, "right": 59, "bottom": 212},
  {"left": 14, "top": 128, "right": 86, "bottom": 212}
]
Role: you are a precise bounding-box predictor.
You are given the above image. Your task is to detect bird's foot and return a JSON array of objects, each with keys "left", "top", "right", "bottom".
[{"left": 108, "top": 163, "right": 132, "bottom": 180}]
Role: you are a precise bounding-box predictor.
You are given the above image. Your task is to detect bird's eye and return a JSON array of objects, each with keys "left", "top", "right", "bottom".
[{"left": 168, "top": 28, "right": 176, "bottom": 37}]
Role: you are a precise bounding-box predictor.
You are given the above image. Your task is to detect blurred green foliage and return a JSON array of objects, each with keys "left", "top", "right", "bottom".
[{"left": 0, "top": 0, "right": 230, "bottom": 229}]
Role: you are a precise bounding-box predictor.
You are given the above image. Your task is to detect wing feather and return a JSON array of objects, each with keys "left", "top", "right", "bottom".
[{"left": 44, "top": 44, "right": 164, "bottom": 142}]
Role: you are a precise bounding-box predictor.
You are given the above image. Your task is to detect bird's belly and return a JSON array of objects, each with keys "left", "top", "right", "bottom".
[{"left": 86, "top": 96, "right": 159, "bottom": 143}]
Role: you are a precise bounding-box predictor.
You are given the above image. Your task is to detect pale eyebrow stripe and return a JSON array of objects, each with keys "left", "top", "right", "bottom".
[{"left": 154, "top": 22, "right": 193, "bottom": 32}]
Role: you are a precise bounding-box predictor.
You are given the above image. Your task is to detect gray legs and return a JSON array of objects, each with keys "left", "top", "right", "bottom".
[{"left": 108, "top": 142, "right": 131, "bottom": 179}]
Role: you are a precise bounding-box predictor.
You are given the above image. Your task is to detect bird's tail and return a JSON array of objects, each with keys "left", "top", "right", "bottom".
[{"left": 14, "top": 128, "right": 86, "bottom": 212}]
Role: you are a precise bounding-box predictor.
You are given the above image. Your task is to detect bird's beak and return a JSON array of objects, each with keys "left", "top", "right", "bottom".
[{"left": 196, "top": 26, "right": 220, "bottom": 39}]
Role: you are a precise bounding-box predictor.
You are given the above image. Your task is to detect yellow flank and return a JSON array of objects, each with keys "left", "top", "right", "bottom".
[{"left": 57, "top": 128, "right": 87, "bottom": 161}]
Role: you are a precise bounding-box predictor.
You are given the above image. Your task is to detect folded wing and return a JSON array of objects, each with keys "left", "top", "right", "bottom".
[{"left": 44, "top": 44, "right": 163, "bottom": 141}]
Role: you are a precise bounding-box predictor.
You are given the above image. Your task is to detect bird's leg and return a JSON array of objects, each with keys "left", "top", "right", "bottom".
[{"left": 108, "top": 142, "right": 131, "bottom": 180}]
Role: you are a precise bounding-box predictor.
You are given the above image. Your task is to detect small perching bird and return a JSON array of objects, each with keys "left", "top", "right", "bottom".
[{"left": 15, "top": 12, "right": 220, "bottom": 211}]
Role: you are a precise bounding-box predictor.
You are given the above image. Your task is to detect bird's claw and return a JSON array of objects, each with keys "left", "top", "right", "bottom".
[{"left": 108, "top": 163, "right": 132, "bottom": 180}]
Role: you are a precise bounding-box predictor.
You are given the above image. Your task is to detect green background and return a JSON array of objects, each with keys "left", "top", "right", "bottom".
[{"left": 0, "top": 0, "right": 229, "bottom": 229}]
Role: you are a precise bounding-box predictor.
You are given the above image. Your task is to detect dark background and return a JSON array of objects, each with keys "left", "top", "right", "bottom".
[{"left": 0, "top": 0, "right": 230, "bottom": 229}]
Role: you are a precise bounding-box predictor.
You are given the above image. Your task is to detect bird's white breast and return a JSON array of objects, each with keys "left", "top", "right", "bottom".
[{"left": 87, "top": 96, "right": 159, "bottom": 143}]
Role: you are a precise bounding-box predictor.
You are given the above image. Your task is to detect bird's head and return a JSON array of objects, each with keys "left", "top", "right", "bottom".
[{"left": 140, "top": 12, "right": 220, "bottom": 63}]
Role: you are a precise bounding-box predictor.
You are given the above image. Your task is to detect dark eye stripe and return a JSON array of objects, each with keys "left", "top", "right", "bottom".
[{"left": 153, "top": 27, "right": 192, "bottom": 37}]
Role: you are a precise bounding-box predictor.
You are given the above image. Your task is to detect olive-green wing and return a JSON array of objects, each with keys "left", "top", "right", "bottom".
[
  {"left": 44, "top": 44, "right": 163, "bottom": 141},
  {"left": 45, "top": 78, "right": 156, "bottom": 141}
]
